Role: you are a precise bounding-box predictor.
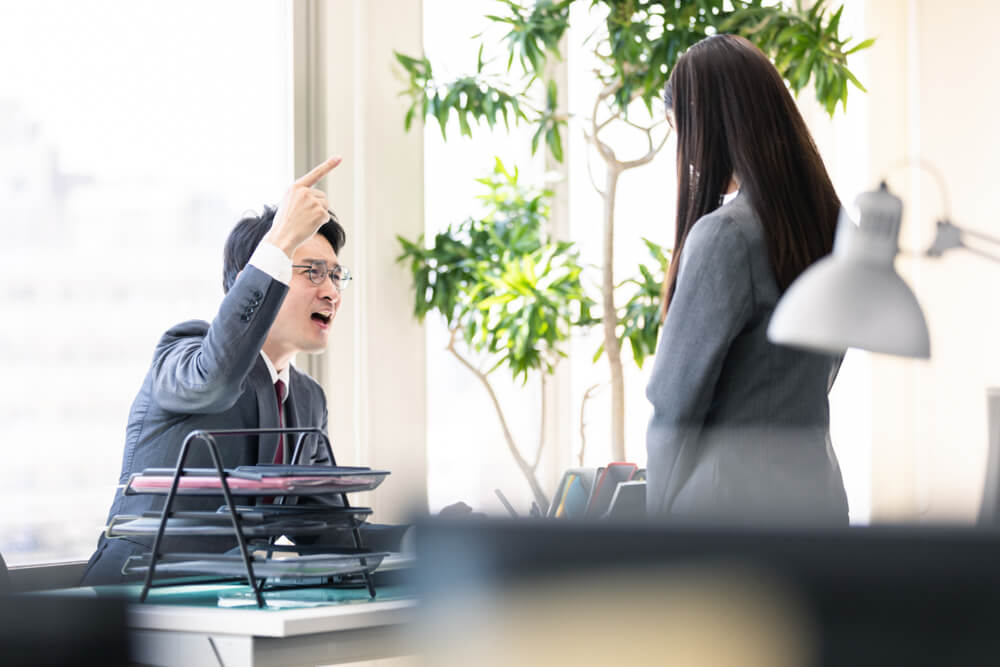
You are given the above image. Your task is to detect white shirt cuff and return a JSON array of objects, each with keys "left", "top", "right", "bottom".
[{"left": 249, "top": 240, "right": 292, "bottom": 286}]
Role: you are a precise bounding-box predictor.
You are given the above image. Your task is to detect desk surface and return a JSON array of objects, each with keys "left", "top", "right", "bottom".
[
  {"left": 48, "top": 581, "right": 419, "bottom": 666},
  {"left": 57, "top": 581, "right": 417, "bottom": 638}
]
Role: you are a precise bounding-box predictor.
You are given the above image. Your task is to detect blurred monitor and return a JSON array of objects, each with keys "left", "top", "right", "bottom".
[
  {"left": 416, "top": 518, "right": 1000, "bottom": 667},
  {"left": 0, "top": 594, "right": 129, "bottom": 666}
]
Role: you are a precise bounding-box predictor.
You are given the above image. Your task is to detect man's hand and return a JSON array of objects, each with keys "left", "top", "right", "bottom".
[{"left": 264, "top": 156, "right": 342, "bottom": 257}]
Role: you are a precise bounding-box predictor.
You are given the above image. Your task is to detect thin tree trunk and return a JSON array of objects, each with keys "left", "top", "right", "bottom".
[
  {"left": 588, "top": 89, "right": 668, "bottom": 463},
  {"left": 447, "top": 334, "right": 550, "bottom": 510},
  {"left": 578, "top": 382, "right": 602, "bottom": 466},
  {"left": 602, "top": 165, "right": 626, "bottom": 462}
]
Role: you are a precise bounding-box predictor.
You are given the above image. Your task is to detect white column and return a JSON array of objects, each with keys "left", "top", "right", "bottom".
[{"left": 293, "top": 0, "right": 427, "bottom": 521}]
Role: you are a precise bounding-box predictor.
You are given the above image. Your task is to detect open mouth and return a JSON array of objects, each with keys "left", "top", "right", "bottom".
[{"left": 311, "top": 311, "right": 332, "bottom": 327}]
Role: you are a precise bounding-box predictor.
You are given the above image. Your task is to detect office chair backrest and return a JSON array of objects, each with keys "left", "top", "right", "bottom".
[
  {"left": 0, "top": 551, "right": 9, "bottom": 596},
  {"left": 978, "top": 388, "right": 1000, "bottom": 525}
]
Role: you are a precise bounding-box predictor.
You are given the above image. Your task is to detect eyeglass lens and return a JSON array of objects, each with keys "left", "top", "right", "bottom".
[{"left": 308, "top": 261, "right": 349, "bottom": 287}]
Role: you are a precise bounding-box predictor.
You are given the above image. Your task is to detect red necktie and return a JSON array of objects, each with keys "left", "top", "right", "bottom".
[{"left": 272, "top": 379, "right": 286, "bottom": 465}]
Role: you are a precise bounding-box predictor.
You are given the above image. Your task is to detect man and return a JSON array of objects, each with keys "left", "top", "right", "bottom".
[{"left": 82, "top": 157, "right": 403, "bottom": 585}]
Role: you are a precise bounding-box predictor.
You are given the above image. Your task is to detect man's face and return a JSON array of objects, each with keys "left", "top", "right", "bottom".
[{"left": 266, "top": 234, "right": 342, "bottom": 358}]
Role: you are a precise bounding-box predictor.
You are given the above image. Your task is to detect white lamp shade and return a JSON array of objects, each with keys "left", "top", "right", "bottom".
[
  {"left": 767, "top": 254, "right": 930, "bottom": 358},
  {"left": 767, "top": 185, "right": 931, "bottom": 359}
]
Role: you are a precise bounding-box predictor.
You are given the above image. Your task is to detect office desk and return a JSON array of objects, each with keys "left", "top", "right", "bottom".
[{"left": 55, "top": 582, "right": 419, "bottom": 667}]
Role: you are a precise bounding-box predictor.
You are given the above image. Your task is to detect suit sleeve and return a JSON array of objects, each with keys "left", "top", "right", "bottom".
[
  {"left": 150, "top": 265, "right": 288, "bottom": 414},
  {"left": 645, "top": 215, "right": 753, "bottom": 516},
  {"left": 309, "top": 405, "right": 333, "bottom": 465}
]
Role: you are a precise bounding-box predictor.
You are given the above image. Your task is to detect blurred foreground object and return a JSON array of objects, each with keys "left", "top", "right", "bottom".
[
  {"left": 416, "top": 518, "right": 1000, "bottom": 666},
  {"left": 0, "top": 594, "right": 129, "bottom": 666}
]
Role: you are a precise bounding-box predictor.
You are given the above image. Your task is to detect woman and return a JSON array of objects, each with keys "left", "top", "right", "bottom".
[{"left": 646, "top": 34, "right": 848, "bottom": 524}]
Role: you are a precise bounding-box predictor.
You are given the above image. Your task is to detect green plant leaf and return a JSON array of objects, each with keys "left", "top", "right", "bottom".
[{"left": 845, "top": 37, "right": 875, "bottom": 56}]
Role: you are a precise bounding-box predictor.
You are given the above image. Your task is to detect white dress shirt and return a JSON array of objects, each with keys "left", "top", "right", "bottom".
[{"left": 251, "top": 239, "right": 293, "bottom": 417}]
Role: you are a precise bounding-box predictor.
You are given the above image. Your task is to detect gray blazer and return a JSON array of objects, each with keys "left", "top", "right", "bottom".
[
  {"left": 645, "top": 193, "right": 848, "bottom": 524},
  {"left": 81, "top": 266, "right": 333, "bottom": 585}
]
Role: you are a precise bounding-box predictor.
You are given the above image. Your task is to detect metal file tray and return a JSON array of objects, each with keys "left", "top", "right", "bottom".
[
  {"left": 139, "top": 465, "right": 386, "bottom": 478},
  {"left": 231, "top": 464, "right": 383, "bottom": 478},
  {"left": 124, "top": 467, "right": 389, "bottom": 496},
  {"left": 123, "top": 549, "right": 388, "bottom": 579},
  {"left": 125, "top": 426, "right": 384, "bottom": 607},
  {"left": 106, "top": 505, "right": 372, "bottom": 538},
  {"left": 218, "top": 503, "right": 373, "bottom": 519}
]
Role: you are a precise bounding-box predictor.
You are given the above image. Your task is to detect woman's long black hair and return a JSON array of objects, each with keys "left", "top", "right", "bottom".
[{"left": 662, "top": 34, "right": 841, "bottom": 315}]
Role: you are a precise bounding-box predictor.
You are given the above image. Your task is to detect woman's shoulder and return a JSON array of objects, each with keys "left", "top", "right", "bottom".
[{"left": 686, "top": 193, "right": 762, "bottom": 259}]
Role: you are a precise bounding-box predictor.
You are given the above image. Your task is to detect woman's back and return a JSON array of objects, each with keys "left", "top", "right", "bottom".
[
  {"left": 646, "top": 33, "right": 848, "bottom": 524},
  {"left": 645, "top": 193, "right": 848, "bottom": 524}
]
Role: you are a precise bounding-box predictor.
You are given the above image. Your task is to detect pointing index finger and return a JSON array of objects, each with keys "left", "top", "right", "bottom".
[{"left": 295, "top": 156, "right": 343, "bottom": 188}]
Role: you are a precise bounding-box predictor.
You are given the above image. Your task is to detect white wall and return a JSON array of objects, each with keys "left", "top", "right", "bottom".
[
  {"left": 298, "top": 0, "right": 428, "bottom": 522},
  {"left": 864, "top": 0, "right": 1000, "bottom": 521}
]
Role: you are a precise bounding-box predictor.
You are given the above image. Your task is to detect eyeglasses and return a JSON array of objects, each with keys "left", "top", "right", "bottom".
[{"left": 291, "top": 261, "right": 353, "bottom": 290}]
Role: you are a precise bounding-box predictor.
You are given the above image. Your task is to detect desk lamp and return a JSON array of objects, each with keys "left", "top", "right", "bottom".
[{"left": 767, "top": 181, "right": 1000, "bottom": 358}]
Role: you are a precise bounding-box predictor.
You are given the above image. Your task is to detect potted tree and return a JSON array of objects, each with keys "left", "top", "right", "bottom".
[{"left": 396, "top": 0, "right": 872, "bottom": 504}]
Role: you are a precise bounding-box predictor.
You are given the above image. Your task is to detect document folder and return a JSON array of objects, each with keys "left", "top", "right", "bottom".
[
  {"left": 585, "top": 463, "right": 638, "bottom": 517},
  {"left": 124, "top": 549, "right": 388, "bottom": 579},
  {"left": 125, "top": 466, "right": 388, "bottom": 496}
]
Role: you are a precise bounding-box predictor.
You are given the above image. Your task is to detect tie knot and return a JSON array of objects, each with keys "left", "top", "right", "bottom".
[{"left": 274, "top": 379, "right": 286, "bottom": 404}]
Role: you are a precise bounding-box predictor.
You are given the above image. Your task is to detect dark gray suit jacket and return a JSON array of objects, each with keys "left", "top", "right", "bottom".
[
  {"left": 81, "top": 266, "right": 400, "bottom": 585},
  {"left": 645, "top": 193, "right": 848, "bottom": 524}
]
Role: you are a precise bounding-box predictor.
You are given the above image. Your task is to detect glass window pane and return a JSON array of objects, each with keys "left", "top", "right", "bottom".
[
  {"left": 422, "top": 0, "right": 547, "bottom": 514},
  {"left": 0, "top": 0, "right": 292, "bottom": 565}
]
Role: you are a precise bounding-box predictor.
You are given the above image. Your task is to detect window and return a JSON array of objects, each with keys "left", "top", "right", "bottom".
[
  {"left": 422, "top": 0, "right": 549, "bottom": 513},
  {"left": 420, "top": 1, "right": 673, "bottom": 513},
  {"left": 0, "top": 0, "right": 293, "bottom": 565},
  {"left": 420, "top": 0, "right": 873, "bottom": 522}
]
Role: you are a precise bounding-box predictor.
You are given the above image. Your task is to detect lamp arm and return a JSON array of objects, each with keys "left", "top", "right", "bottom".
[
  {"left": 874, "top": 164, "right": 998, "bottom": 264},
  {"left": 884, "top": 157, "right": 952, "bottom": 221},
  {"left": 960, "top": 244, "right": 1000, "bottom": 265},
  {"left": 926, "top": 219, "right": 1000, "bottom": 264},
  {"left": 951, "top": 221, "right": 1000, "bottom": 264},
  {"left": 959, "top": 226, "right": 1000, "bottom": 247}
]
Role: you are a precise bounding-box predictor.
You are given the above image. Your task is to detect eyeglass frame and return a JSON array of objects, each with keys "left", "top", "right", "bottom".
[{"left": 291, "top": 260, "right": 353, "bottom": 290}]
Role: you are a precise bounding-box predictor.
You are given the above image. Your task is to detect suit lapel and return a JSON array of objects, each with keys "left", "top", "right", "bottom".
[
  {"left": 287, "top": 366, "right": 333, "bottom": 465},
  {"left": 251, "top": 358, "right": 281, "bottom": 465},
  {"left": 285, "top": 375, "right": 300, "bottom": 464},
  {"left": 285, "top": 376, "right": 300, "bottom": 429},
  {"left": 286, "top": 368, "right": 311, "bottom": 464}
]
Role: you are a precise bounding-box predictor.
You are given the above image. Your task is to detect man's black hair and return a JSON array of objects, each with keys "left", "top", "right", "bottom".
[{"left": 222, "top": 206, "right": 346, "bottom": 293}]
